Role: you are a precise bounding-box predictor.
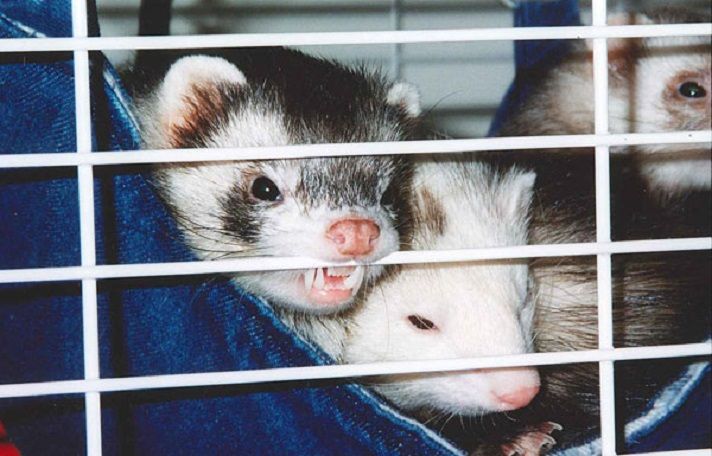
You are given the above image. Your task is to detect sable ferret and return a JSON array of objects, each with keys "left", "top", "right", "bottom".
[
  {"left": 477, "top": 149, "right": 711, "bottom": 452},
  {"left": 500, "top": 8, "right": 711, "bottom": 197},
  {"left": 523, "top": 159, "right": 711, "bottom": 449},
  {"left": 476, "top": 8, "right": 712, "bottom": 451},
  {"left": 123, "top": 47, "right": 423, "bottom": 313}
]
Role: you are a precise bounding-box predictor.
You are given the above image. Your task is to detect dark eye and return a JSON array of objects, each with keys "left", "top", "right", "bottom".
[
  {"left": 407, "top": 315, "right": 437, "bottom": 331},
  {"left": 251, "top": 176, "right": 282, "bottom": 202},
  {"left": 678, "top": 82, "right": 706, "bottom": 99},
  {"left": 380, "top": 183, "right": 396, "bottom": 207}
]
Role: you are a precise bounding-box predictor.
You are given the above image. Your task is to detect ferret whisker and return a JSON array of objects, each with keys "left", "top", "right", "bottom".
[
  {"left": 438, "top": 412, "right": 457, "bottom": 434},
  {"left": 170, "top": 216, "right": 246, "bottom": 248}
]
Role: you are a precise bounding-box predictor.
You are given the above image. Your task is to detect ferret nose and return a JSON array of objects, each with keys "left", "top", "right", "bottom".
[
  {"left": 326, "top": 218, "right": 380, "bottom": 257},
  {"left": 494, "top": 385, "right": 540, "bottom": 410},
  {"left": 486, "top": 367, "right": 540, "bottom": 411}
]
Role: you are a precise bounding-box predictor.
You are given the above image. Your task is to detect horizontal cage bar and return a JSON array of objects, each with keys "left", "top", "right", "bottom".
[
  {"left": 1, "top": 131, "right": 710, "bottom": 169},
  {"left": 0, "top": 23, "right": 710, "bottom": 53},
  {"left": 0, "top": 342, "right": 708, "bottom": 399},
  {"left": 0, "top": 237, "right": 709, "bottom": 284}
]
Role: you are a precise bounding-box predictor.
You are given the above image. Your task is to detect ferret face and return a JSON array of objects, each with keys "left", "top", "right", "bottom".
[
  {"left": 343, "top": 164, "right": 540, "bottom": 416},
  {"left": 611, "top": 34, "right": 711, "bottom": 135},
  {"left": 344, "top": 262, "right": 539, "bottom": 415},
  {"left": 606, "top": 12, "right": 711, "bottom": 192},
  {"left": 141, "top": 54, "right": 421, "bottom": 313}
]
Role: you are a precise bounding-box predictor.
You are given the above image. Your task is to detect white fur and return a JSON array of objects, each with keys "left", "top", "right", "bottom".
[
  {"left": 340, "top": 158, "right": 540, "bottom": 415},
  {"left": 623, "top": 34, "right": 711, "bottom": 193},
  {"left": 386, "top": 82, "right": 421, "bottom": 117},
  {"left": 639, "top": 154, "right": 711, "bottom": 193},
  {"left": 157, "top": 56, "right": 247, "bottom": 142}
]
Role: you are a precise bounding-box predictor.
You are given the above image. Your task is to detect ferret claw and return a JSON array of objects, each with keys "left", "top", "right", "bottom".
[{"left": 500, "top": 422, "right": 563, "bottom": 456}]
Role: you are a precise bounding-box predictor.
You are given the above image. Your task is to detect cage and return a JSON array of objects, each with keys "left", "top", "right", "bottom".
[{"left": 0, "top": 0, "right": 710, "bottom": 455}]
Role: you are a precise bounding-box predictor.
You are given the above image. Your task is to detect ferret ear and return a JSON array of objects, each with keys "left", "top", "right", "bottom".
[
  {"left": 157, "top": 55, "right": 247, "bottom": 148},
  {"left": 586, "top": 12, "right": 650, "bottom": 76},
  {"left": 386, "top": 82, "right": 422, "bottom": 117},
  {"left": 607, "top": 12, "right": 651, "bottom": 64},
  {"left": 501, "top": 171, "right": 536, "bottom": 219}
]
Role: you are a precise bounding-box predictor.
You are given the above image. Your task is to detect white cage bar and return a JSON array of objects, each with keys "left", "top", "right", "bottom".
[
  {"left": 0, "top": 2, "right": 710, "bottom": 455},
  {"left": 1, "top": 131, "right": 711, "bottom": 168},
  {"left": 70, "top": 0, "right": 103, "bottom": 454},
  {"left": 1, "top": 22, "right": 711, "bottom": 52},
  {"left": 1, "top": 342, "right": 709, "bottom": 400},
  {"left": 0, "top": 237, "right": 710, "bottom": 285},
  {"left": 591, "top": 0, "right": 617, "bottom": 452}
]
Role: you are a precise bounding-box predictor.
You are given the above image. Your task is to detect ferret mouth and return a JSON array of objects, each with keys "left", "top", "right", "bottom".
[{"left": 302, "top": 266, "right": 365, "bottom": 306}]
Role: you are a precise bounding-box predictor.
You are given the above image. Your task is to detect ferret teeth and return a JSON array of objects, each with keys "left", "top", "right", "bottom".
[
  {"left": 315, "top": 267, "right": 325, "bottom": 290},
  {"left": 343, "top": 265, "right": 364, "bottom": 289},
  {"left": 350, "top": 267, "right": 365, "bottom": 297},
  {"left": 304, "top": 268, "right": 315, "bottom": 291}
]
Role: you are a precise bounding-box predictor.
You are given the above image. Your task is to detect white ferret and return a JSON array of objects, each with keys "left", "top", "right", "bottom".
[
  {"left": 278, "top": 157, "right": 541, "bottom": 419},
  {"left": 500, "top": 8, "right": 711, "bottom": 196},
  {"left": 124, "top": 47, "right": 423, "bottom": 313},
  {"left": 342, "top": 158, "right": 540, "bottom": 415}
]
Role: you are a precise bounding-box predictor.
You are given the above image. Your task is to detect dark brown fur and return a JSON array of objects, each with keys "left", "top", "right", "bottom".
[
  {"left": 413, "top": 187, "right": 447, "bottom": 237},
  {"left": 167, "top": 83, "right": 239, "bottom": 148}
]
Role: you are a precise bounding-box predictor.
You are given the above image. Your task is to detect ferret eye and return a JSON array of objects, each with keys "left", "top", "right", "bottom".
[
  {"left": 251, "top": 176, "right": 282, "bottom": 202},
  {"left": 678, "top": 82, "right": 706, "bottom": 99},
  {"left": 407, "top": 315, "right": 437, "bottom": 331}
]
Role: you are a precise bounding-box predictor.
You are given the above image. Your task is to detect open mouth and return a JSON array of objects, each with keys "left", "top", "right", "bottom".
[{"left": 302, "top": 266, "right": 365, "bottom": 306}]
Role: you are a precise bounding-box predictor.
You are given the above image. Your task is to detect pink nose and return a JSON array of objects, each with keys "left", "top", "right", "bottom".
[
  {"left": 326, "top": 218, "right": 380, "bottom": 257},
  {"left": 495, "top": 385, "right": 540, "bottom": 410}
]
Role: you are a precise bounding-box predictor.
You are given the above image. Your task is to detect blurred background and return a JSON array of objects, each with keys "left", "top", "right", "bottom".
[{"left": 96, "top": 0, "right": 710, "bottom": 138}]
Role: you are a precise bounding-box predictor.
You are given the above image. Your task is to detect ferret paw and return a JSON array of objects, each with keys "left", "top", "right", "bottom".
[{"left": 500, "top": 422, "right": 563, "bottom": 456}]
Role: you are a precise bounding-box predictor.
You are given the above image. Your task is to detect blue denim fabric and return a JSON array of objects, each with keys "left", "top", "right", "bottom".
[
  {"left": 0, "top": 1, "right": 71, "bottom": 38},
  {"left": 0, "top": 1, "right": 708, "bottom": 455},
  {"left": 625, "top": 362, "right": 711, "bottom": 453}
]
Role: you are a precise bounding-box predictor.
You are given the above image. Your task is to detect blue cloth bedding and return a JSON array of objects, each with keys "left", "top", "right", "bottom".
[{"left": 0, "top": 1, "right": 708, "bottom": 454}]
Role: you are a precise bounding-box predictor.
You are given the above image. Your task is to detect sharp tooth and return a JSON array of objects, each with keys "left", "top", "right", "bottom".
[
  {"left": 343, "top": 267, "right": 357, "bottom": 288},
  {"left": 355, "top": 266, "right": 365, "bottom": 291},
  {"left": 344, "top": 265, "right": 364, "bottom": 289},
  {"left": 304, "top": 268, "right": 315, "bottom": 291},
  {"left": 350, "top": 266, "right": 365, "bottom": 297},
  {"left": 315, "top": 267, "right": 325, "bottom": 290}
]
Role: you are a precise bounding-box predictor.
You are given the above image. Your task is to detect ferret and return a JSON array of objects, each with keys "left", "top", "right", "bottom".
[
  {"left": 341, "top": 158, "right": 539, "bottom": 416},
  {"left": 500, "top": 8, "right": 712, "bottom": 197},
  {"left": 123, "top": 47, "right": 423, "bottom": 313}
]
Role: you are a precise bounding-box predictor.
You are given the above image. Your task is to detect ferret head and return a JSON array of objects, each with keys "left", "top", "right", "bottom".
[
  {"left": 510, "top": 9, "right": 711, "bottom": 194},
  {"left": 143, "top": 54, "right": 421, "bottom": 313},
  {"left": 606, "top": 10, "right": 711, "bottom": 192},
  {"left": 343, "top": 163, "right": 540, "bottom": 416}
]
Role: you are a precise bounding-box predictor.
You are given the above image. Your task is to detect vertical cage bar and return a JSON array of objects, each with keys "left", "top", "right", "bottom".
[
  {"left": 390, "top": 0, "right": 402, "bottom": 79},
  {"left": 592, "top": 0, "right": 616, "bottom": 454},
  {"left": 71, "top": 0, "right": 102, "bottom": 454}
]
